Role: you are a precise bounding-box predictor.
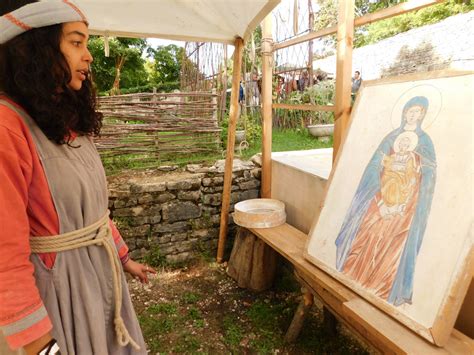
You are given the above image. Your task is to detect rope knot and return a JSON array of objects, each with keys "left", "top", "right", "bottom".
[
  {"left": 30, "top": 210, "right": 141, "bottom": 350},
  {"left": 115, "top": 317, "right": 141, "bottom": 350}
]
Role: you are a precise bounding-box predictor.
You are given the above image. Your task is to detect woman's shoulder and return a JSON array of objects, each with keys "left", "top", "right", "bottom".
[{"left": 0, "top": 97, "right": 30, "bottom": 141}]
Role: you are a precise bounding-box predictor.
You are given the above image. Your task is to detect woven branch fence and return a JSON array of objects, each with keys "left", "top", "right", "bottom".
[{"left": 95, "top": 92, "right": 221, "bottom": 171}]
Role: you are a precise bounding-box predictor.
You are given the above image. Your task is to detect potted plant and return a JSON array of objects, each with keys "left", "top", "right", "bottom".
[
  {"left": 235, "top": 114, "right": 246, "bottom": 144},
  {"left": 303, "top": 80, "right": 335, "bottom": 142}
]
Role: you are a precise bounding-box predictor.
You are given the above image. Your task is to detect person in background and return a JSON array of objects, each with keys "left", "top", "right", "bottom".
[
  {"left": 351, "top": 70, "right": 362, "bottom": 95},
  {"left": 298, "top": 70, "right": 310, "bottom": 92},
  {"left": 276, "top": 75, "right": 285, "bottom": 101},
  {"left": 0, "top": 1, "right": 155, "bottom": 354},
  {"left": 239, "top": 80, "right": 245, "bottom": 104}
]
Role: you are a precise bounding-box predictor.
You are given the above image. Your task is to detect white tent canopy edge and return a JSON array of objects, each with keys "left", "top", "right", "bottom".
[{"left": 73, "top": 0, "right": 280, "bottom": 44}]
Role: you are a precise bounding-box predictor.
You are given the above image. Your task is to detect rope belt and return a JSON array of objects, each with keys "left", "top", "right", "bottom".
[{"left": 29, "top": 211, "right": 140, "bottom": 350}]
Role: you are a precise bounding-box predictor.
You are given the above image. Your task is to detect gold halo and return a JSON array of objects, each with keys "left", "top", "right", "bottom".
[
  {"left": 390, "top": 84, "right": 442, "bottom": 130},
  {"left": 393, "top": 131, "right": 419, "bottom": 153}
]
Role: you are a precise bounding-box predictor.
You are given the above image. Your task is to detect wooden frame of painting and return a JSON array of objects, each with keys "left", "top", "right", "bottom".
[{"left": 304, "top": 70, "right": 473, "bottom": 346}]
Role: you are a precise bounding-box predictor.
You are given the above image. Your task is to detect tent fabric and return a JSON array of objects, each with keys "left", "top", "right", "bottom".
[{"left": 73, "top": 0, "right": 280, "bottom": 44}]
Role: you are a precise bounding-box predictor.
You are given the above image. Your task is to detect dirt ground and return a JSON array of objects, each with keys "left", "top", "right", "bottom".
[{"left": 129, "top": 259, "right": 371, "bottom": 354}]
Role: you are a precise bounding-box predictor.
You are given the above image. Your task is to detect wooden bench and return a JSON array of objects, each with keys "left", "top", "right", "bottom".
[{"left": 247, "top": 223, "right": 474, "bottom": 354}]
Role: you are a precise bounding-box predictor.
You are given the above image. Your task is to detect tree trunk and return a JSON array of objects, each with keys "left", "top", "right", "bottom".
[
  {"left": 111, "top": 56, "right": 126, "bottom": 95},
  {"left": 227, "top": 227, "right": 278, "bottom": 291}
]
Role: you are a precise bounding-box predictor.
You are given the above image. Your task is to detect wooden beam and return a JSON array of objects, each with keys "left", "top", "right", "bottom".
[
  {"left": 261, "top": 14, "right": 273, "bottom": 198},
  {"left": 273, "top": 0, "right": 442, "bottom": 52},
  {"left": 333, "top": 0, "right": 354, "bottom": 162},
  {"left": 274, "top": 25, "right": 337, "bottom": 51},
  {"left": 355, "top": 0, "right": 444, "bottom": 27},
  {"left": 216, "top": 38, "right": 244, "bottom": 263},
  {"left": 272, "top": 103, "right": 335, "bottom": 112}
]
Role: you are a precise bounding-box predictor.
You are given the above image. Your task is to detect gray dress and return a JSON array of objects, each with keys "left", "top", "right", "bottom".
[{"left": 0, "top": 100, "right": 146, "bottom": 355}]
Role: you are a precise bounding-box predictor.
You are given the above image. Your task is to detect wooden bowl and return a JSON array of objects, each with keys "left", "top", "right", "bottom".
[{"left": 233, "top": 198, "right": 286, "bottom": 228}]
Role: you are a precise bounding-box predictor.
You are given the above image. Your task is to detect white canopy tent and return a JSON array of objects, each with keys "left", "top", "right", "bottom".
[{"left": 74, "top": 0, "right": 280, "bottom": 44}]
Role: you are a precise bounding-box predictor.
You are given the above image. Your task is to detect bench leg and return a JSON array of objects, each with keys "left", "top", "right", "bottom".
[
  {"left": 323, "top": 306, "right": 338, "bottom": 336},
  {"left": 284, "top": 287, "right": 314, "bottom": 343}
]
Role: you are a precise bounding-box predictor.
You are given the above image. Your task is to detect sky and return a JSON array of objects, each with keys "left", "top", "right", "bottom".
[{"left": 147, "top": 38, "right": 184, "bottom": 48}]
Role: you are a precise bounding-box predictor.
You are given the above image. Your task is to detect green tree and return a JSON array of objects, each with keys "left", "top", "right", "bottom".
[
  {"left": 148, "top": 44, "right": 185, "bottom": 91},
  {"left": 355, "top": 0, "right": 474, "bottom": 47},
  {"left": 89, "top": 36, "right": 149, "bottom": 94},
  {"left": 312, "top": 0, "right": 381, "bottom": 54}
]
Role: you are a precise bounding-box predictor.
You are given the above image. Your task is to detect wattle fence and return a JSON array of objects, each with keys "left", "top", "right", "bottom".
[{"left": 95, "top": 91, "right": 221, "bottom": 172}]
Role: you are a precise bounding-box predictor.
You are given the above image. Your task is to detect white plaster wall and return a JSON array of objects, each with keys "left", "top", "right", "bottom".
[{"left": 271, "top": 149, "right": 332, "bottom": 234}]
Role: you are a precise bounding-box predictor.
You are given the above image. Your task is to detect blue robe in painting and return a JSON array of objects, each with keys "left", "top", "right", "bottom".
[{"left": 335, "top": 120, "right": 436, "bottom": 306}]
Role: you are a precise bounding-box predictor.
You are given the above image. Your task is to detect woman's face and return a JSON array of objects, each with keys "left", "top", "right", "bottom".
[
  {"left": 404, "top": 105, "right": 425, "bottom": 125},
  {"left": 59, "top": 22, "right": 93, "bottom": 91}
]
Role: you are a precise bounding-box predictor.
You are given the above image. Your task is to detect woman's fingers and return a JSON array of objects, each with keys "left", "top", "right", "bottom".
[{"left": 145, "top": 266, "right": 157, "bottom": 274}]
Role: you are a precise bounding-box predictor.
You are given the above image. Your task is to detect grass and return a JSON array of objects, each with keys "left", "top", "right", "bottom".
[
  {"left": 182, "top": 292, "right": 201, "bottom": 304},
  {"left": 240, "top": 128, "right": 333, "bottom": 160},
  {"left": 102, "top": 128, "right": 332, "bottom": 175},
  {"left": 222, "top": 315, "right": 244, "bottom": 350},
  {"left": 138, "top": 302, "right": 179, "bottom": 352},
  {"left": 134, "top": 261, "right": 370, "bottom": 354}
]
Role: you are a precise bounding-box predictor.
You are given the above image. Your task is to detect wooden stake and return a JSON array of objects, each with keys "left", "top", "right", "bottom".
[
  {"left": 216, "top": 38, "right": 244, "bottom": 263},
  {"left": 220, "top": 44, "right": 228, "bottom": 122},
  {"left": 261, "top": 14, "right": 273, "bottom": 198},
  {"left": 333, "top": 0, "right": 354, "bottom": 162},
  {"left": 308, "top": 0, "right": 314, "bottom": 86},
  {"left": 284, "top": 286, "right": 314, "bottom": 343}
]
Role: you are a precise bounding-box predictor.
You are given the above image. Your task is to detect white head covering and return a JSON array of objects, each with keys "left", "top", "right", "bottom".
[{"left": 0, "top": 0, "right": 88, "bottom": 44}]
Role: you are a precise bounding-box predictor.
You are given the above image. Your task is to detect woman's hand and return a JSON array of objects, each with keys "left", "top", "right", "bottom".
[
  {"left": 123, "top": 259, "right": 156, "bottom": 283},
  {"left": 23, "top": 332, "right": 54, "bottom": 355}
]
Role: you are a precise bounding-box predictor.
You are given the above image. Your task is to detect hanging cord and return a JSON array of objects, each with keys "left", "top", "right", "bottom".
[{"left": 30, "top": 211, "right": 141, "bottom": 350}]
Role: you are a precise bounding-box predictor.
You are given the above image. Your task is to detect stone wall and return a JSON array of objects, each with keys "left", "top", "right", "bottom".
[
  {"left": 313, "top": 12, "right": 474, "bottom": 80},
  {"left": 107, "top": 158, "right": 261, "bottom": 263}
]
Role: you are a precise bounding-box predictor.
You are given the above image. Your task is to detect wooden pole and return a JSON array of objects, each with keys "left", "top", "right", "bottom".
[
  {"left": 308, "top": 0, "right": 314, "bottom": 86},
  {"left": 261, "top": 14, "right": 273, "bottom": 198},
  {"left": 333, "top": 0, "right": 354, "bottom": 162},
  {"left": 217, "top": 38, "right": 244, "bottom": 263},
  {"left": 220, "top": 44, "right": 228, "bottom": 123}
]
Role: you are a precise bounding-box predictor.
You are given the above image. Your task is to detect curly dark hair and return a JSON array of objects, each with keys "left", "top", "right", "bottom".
[{"left": 0, "top": 0, "right": 102, "bottom": 144}]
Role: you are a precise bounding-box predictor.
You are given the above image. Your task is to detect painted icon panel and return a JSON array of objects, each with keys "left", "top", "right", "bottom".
[{"left": 305, "top": 71, "right": 473, "bottom": 345}]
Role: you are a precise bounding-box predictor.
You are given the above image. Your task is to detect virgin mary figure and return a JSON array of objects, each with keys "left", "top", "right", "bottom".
[{"left": 335, "top": 96, "right": 437, "bottom": 306}]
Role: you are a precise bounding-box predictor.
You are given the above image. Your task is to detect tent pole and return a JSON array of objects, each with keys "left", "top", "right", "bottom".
[
  {"left": 261, "top": 14, "right": 273, "bottom": 198},
  {"left": 333, "top": 0, "right": 354, "bottom": 161},
  {"left": 217, "top": 37, "right": 244, "bottom": 263}
]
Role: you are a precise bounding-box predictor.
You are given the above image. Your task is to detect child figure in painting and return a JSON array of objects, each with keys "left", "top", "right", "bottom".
[
  {"left": 379, "top": 132, "right": 419, "bottom": 218},
  {"left": 335, "top": 96, "right": 436, "bottom": 306}
]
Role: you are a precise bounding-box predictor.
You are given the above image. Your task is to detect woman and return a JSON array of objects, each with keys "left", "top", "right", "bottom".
[
  {"left": 335, "top": 96, "right": 437, "bottom": 306},
  {"left": 0, "top": 1, "right": 154, "bottom": 354}
]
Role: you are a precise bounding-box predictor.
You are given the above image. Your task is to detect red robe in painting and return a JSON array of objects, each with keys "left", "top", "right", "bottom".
[{"left": 342, "top": 152, "right": 421, "bottom": 300}]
